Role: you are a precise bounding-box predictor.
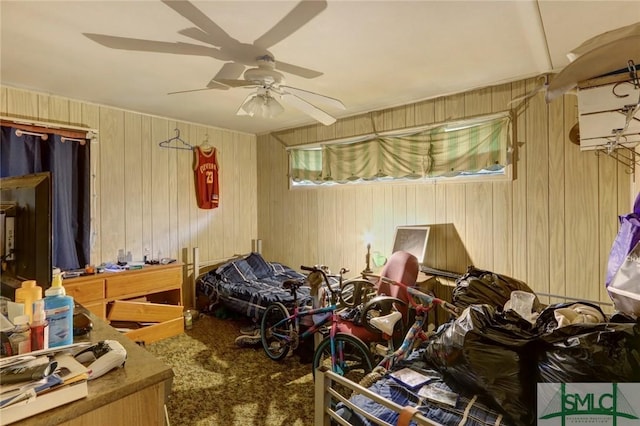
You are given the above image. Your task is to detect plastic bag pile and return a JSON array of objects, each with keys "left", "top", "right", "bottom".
[{"left": 423, "top": 266, "right": 640, "bottom": 426}]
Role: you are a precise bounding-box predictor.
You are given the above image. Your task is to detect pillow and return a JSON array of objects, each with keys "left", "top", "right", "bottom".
[
  {"left": 245, "top": 252, "right": 272, "bottom": 279},
  {"left": 219, "top": 259, "right": 258, "bottom": 283}
]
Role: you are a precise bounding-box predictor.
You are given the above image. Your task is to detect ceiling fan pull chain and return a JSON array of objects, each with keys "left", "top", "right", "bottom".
[{"left": 628, "top": 60, "right": 639, "bottom": 89}]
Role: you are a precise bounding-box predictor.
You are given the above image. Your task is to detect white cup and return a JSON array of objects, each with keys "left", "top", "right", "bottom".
[{"left": 510, "top": 290, "right": 535, "bottom": 320}]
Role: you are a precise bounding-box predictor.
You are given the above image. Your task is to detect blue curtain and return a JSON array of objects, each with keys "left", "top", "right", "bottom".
[{"left": 0, "top": 126, "right": 90, "bottom": 270}]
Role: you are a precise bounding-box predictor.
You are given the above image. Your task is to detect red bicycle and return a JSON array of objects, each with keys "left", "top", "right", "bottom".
[{"left": 360, "top": 274, "right": 459, "bottom": 372}]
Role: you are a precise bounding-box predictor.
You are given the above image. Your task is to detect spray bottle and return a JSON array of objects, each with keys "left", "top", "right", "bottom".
[
  {"left": 31, "top": 299, "right": 49, "bottom": 351},
  {"left": 44, "top": 272, "right": 74, "bottom": 347}
]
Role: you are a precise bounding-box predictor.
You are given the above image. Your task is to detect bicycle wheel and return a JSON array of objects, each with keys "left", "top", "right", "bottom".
[
  {"left": 312, "top": 333, "right": 374, "bottom": 398},
  {"left": 260, "top": 302, "right": 293, "bottom": 361}
]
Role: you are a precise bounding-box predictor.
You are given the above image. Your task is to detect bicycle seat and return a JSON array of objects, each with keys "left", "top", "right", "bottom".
[{"left": 369, "top": 311, "right": 403, "bottom": 336}]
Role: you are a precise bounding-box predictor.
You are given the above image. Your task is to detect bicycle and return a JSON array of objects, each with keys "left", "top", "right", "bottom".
[
  {"left": 357, "top": 274, "right": 460, "bottom": 384},
  {"left": 260, "top": 265, "right": 374, "bottom": 389}
]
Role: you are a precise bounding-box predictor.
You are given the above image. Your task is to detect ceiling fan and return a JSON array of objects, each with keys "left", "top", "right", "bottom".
[
  {"left": 83, "top": 0, "right": 344, "bottom": 125},
  {"left": 217, "top": 55, "right": 345, "bottom": 126}
]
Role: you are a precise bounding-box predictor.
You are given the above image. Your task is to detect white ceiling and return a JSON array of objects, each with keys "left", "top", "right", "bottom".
[{"left": 1, "top": 1, "right": 639, "bottom": 135}]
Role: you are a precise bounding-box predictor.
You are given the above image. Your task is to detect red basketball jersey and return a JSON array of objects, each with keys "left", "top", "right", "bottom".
[{"left": 193, "top": 146, "right": 219, "bottom": 209}]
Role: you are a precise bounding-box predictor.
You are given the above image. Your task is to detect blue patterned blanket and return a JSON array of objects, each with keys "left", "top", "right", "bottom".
[{"left": 196, "top": 252, "right": 311, "bottom": 319}]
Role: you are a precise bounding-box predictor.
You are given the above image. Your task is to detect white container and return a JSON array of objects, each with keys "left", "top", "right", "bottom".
[
  {"left": 510, "top": 290, "right": 535, "bottom": 321},
  {"left": 9, "top": 314, "right": 31, "bottom": 354}
]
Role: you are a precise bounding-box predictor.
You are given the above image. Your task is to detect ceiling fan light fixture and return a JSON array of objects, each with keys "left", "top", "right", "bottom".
[
  {"left": 263, "top": 96, "right": 284, "bottom": 118},
  {"left": 240, "top": 95, "right": 263, "bottom": 117},
  {"left": 240, "top": 93, "right": 284, "bottom": 119}
]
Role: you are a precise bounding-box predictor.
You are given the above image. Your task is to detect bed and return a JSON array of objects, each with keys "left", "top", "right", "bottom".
[
  {"left": 316, "top": 349, "right": 509, "bottom": 426},
  {"left": 196, "top": 252, "right": 312, "bottom": 319},
  {"left": 315, "top": 267, "right": 640, "bottom": 426}
]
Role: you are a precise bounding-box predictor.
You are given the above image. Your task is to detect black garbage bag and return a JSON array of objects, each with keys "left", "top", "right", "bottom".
[
  {"left": 537, "top": 320, "right": 640, "bottom": 383},
  {"left": 453, "top": 266, "right": 545, "bottom": 312},
  {"left": 610, "top": 311, "right": 639, "bottom": 323},
  {"left": 424, "top": 304, "right": 538, "bottom": 426},
  {"left": 533, "top": 301, "right": 607, "bottom": 334}
]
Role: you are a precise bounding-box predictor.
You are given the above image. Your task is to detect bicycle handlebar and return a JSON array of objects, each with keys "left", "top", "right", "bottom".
[
  {"left": 366, "top": 273, "right": 460, "bottom": 317},
  {"left": 300, "top": 264, "right": 343, "bottom": 297}
]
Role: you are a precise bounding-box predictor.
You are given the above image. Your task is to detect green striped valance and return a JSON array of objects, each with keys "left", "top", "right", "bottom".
[
  {"left": 288, "top": 112, "right": 511, "bottom": 185},
  {"left": 290, "top": 147, "right": 323, "bottom": 182}
]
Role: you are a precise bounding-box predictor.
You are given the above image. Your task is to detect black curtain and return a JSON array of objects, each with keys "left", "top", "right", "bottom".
[{"left": 0, "top": 126, "right": 91, "bottom": 270}]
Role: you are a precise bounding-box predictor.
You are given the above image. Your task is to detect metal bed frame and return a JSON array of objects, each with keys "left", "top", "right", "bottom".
[{"left": 314, "top": 274, "right": 617, "bottom": 426}]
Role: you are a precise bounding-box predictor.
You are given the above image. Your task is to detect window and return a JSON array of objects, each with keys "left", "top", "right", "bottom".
[
  {"left": 288, "top": 111, "right": 512, "bottom": 186},
  {"left": 0, "top": 122, "right": 94, "bottom": 273}
]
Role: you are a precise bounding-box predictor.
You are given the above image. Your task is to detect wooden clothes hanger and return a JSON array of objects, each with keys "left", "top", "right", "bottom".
[{"left": 158, "top": 129, "right": 193, "bottom": 151}]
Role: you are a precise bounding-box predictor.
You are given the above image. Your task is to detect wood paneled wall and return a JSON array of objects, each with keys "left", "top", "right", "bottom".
[
  {"left": 1, "top": 79, "right": 632, "bottom": 306},
  {"left": 1, "top": 86, "right": 258, "bottom": 306},
  {"left": 257, "top": 77, "right": 631, "bottom": 303}
]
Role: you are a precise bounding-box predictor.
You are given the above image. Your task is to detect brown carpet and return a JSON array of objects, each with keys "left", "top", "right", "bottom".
[{"left": 147, "top": 314, "right": 316, "bottom": 426}]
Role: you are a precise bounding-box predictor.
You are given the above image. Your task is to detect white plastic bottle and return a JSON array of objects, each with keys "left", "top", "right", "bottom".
[
  {"left": 9, "top": 315, "right": 32, "bottom": 354},
  {"left": 44, "top": 274, "right": 74, "bottom": 348}
]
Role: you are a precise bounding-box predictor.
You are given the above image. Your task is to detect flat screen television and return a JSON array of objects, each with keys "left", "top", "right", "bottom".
[{"left": 0, "top": 172, "right": 52, "bottom": 295}]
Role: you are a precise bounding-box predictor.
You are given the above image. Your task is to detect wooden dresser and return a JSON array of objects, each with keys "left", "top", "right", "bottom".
[{"left": 63, "top": 263, "right": 184, "bottom": 344}]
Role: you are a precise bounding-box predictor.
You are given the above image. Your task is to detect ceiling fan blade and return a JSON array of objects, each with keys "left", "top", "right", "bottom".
[
  {"left": 274, "top": 60, "right": 323, "bottom": 79},
  {"left": 215, "top": 79, "right": 257, "bottom": 88},
  {"left": 167, "top": 79, "right": 230, "bottom": 95},
  {"left": 281, "top": 86, "right": 345, "bottom": 110},
  {"left": 254, "top": 0, "right": 327, "bottom": 49},
  {"left": 161, "top": 0, "right": 237, "bottom": 48},
  {"left": 168, "top": 87, "right": 214, "bottom": 95},
  {"left": 280, "top": 93, "right": 336, "bottom": 126},
  {"left": 83, "top": 33, "right": 224, "bottom": 58}
]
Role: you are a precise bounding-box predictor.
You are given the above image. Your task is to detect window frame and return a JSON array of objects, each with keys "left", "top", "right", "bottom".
[{"left": 287, "top": 111, "right": 513, "bottom": 188}]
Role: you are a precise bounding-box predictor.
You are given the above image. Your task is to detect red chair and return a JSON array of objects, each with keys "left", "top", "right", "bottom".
[{"left": 336, "top": 251, "right": 419, "bottom": 347}]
